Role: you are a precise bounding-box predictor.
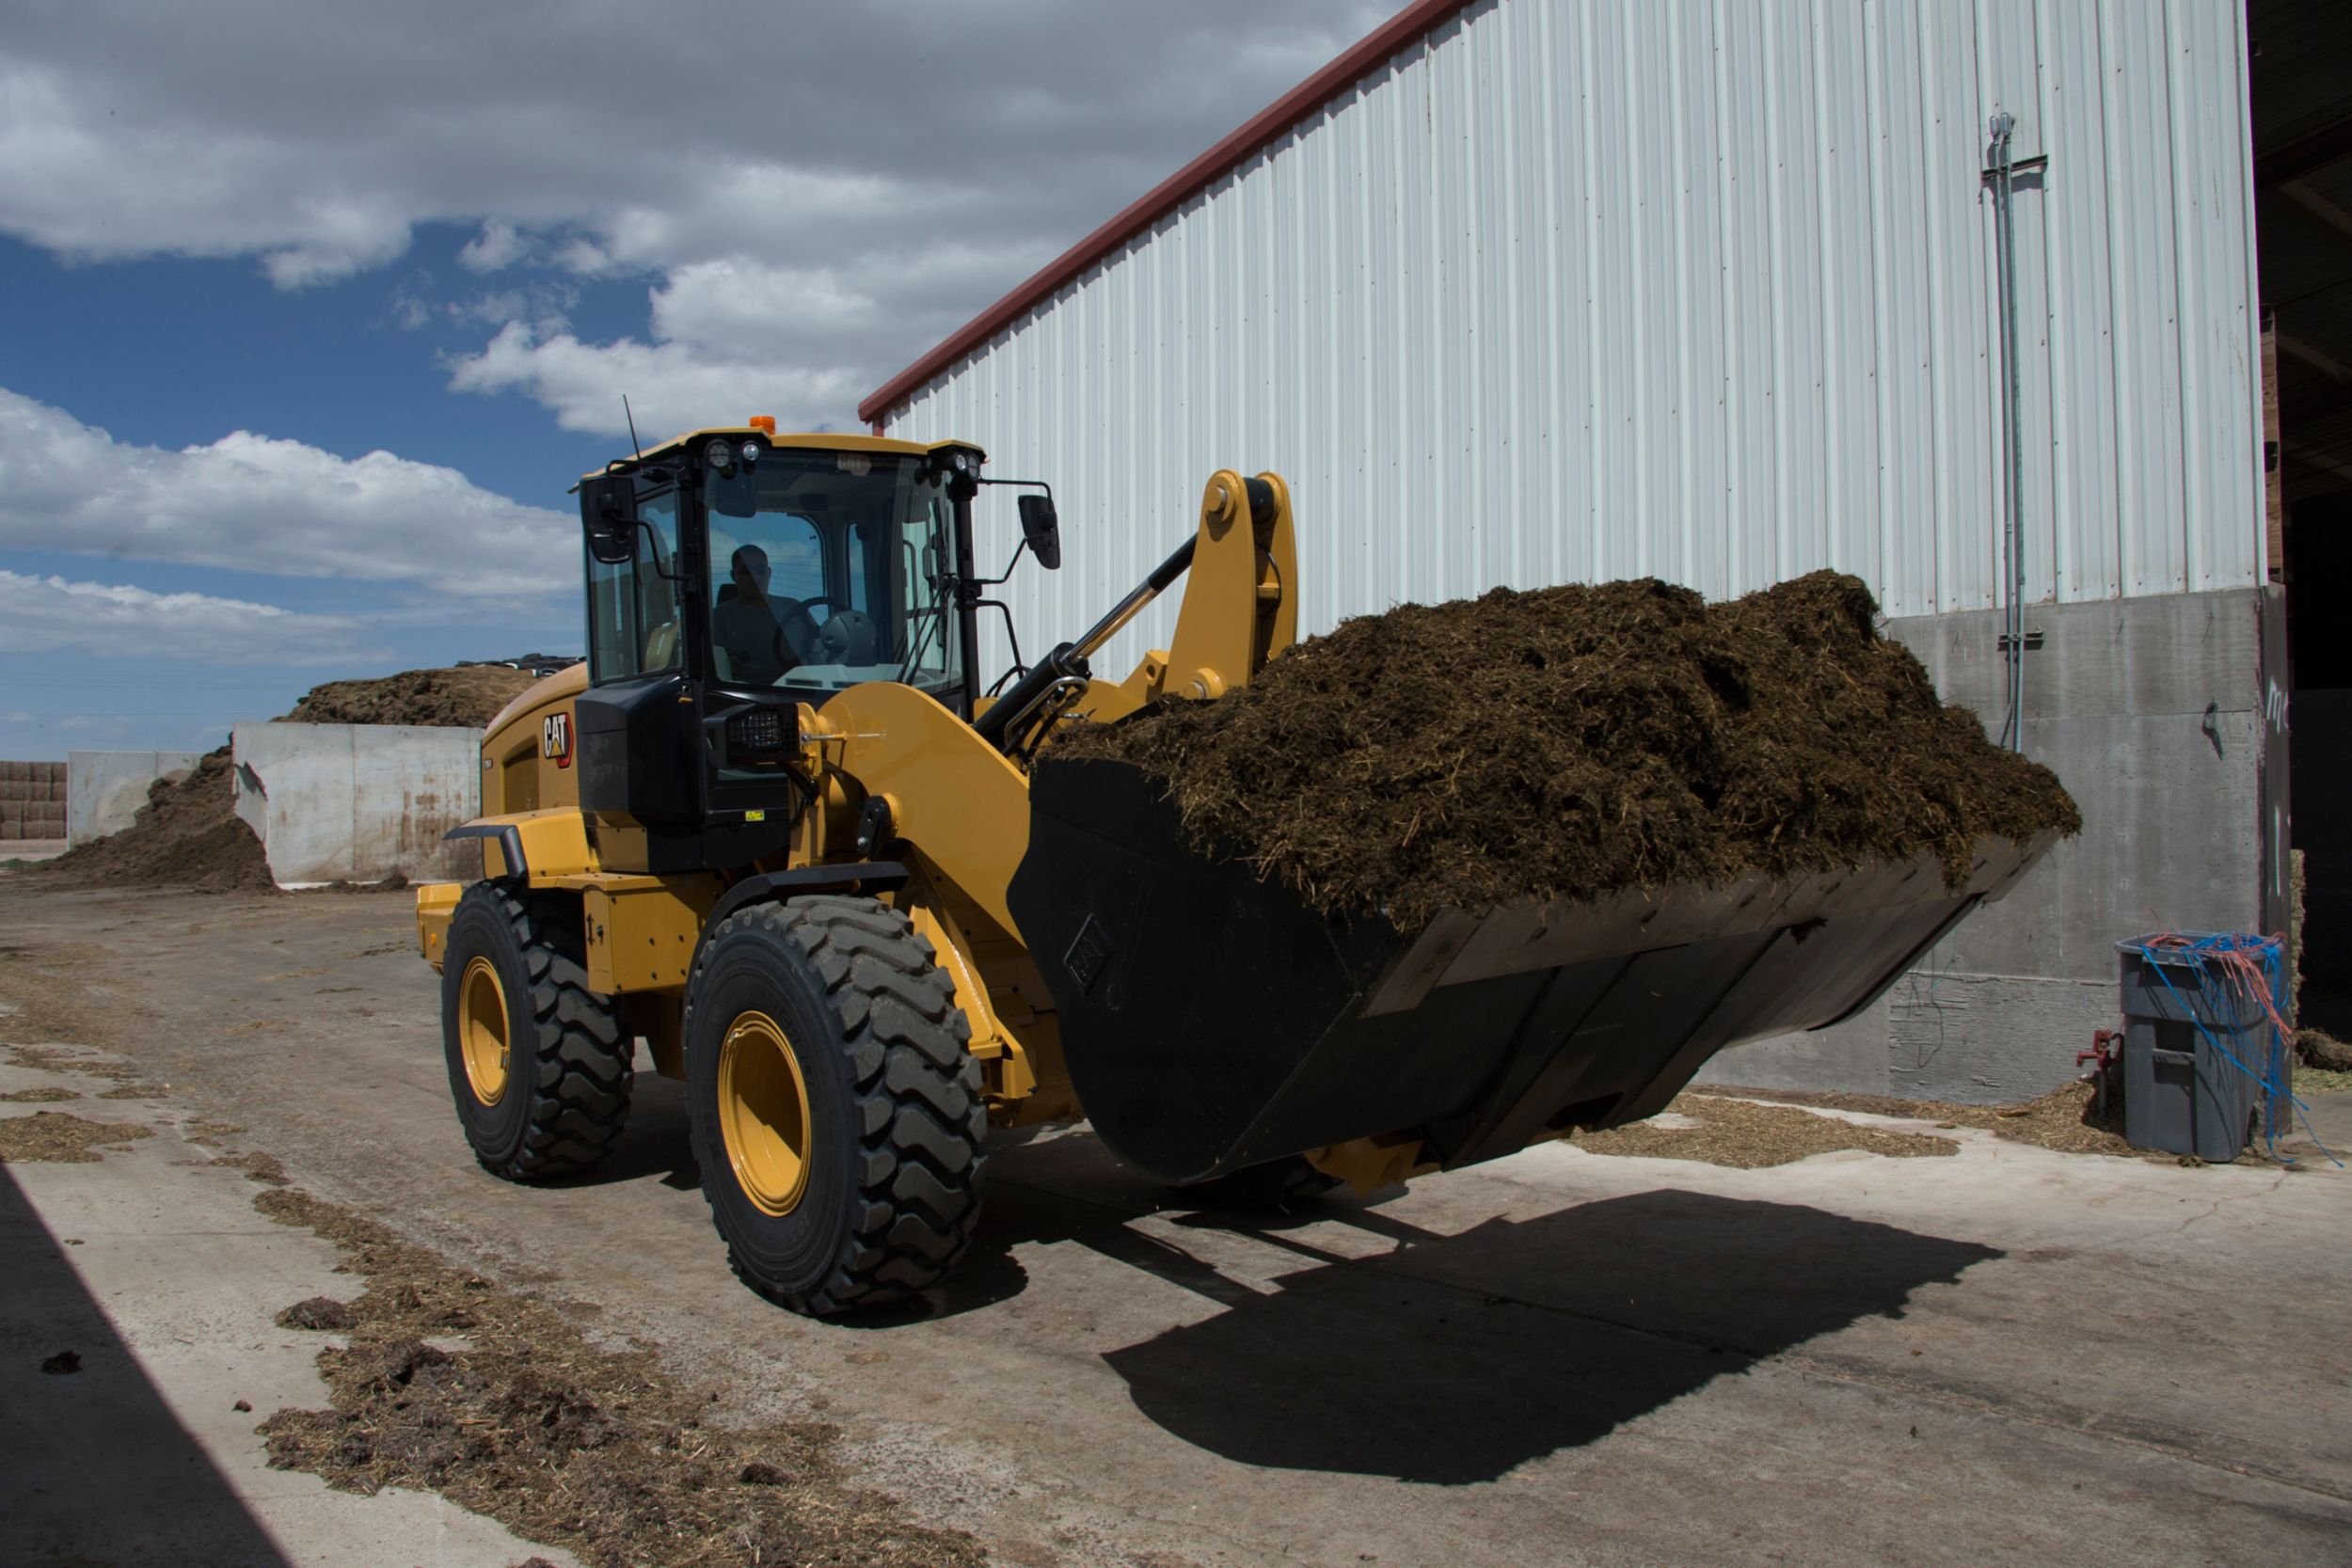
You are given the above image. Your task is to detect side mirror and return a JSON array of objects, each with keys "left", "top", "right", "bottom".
[
  {"left": 1017, "top": 493, "right": 1062, "bottom": 571},
  {"left": 581, "top": 476, "right": 637, "bottom": 564}
]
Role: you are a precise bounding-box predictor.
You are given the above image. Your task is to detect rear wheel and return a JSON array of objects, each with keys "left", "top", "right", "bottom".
[
  {"left": 438, "top": 883, "right": 632, "bottom": 1179},
  {"left": 683, "top": 896, "right": 986, "bottom": 1315}
]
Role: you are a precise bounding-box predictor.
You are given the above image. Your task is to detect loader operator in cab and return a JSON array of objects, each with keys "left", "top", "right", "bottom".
[{"left": 711, "top": 544, "right": 806, "bottom": 686}]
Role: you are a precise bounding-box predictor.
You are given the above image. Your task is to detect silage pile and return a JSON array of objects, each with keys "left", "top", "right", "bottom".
[
  {"left": 28, "top": 666, "right": 550, "bottom": 892},
  {"left": 1045, "top": 571, "right": 2079, "bottom": 923}
]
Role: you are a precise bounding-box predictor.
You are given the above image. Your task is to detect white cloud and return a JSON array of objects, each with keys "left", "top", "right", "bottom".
[
  {"left": 0, "top": 570, "right": 376, "bottom": 665},
  {"left": 458, "top": 219, "right": 531, "bottom": 274},
  {"left": 447, "top": 320, "right": 865, "bottom": 439},
  {"left": 443, "top": 249, "right": 1050, "bottom": 437},
  {"left": 0, "top": 387, "right": 574, "bottom": 598},
  {"left": 0, "top": 1, "right": 1391, "bottom": 421}
]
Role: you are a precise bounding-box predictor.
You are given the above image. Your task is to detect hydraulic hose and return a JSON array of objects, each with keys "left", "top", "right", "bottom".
[{"left": 973, "top": 640, "right": 1091, "bottom": 751}]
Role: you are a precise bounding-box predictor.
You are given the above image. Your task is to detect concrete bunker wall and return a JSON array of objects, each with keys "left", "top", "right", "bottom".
[
  {"left": 67, "top": 751, "right": 206, "bottom": 847},
  {"left": 231, "top": 723, "right": 480, "bottom": 887}
]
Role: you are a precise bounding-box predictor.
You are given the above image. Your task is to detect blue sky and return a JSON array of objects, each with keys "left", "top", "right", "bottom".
[{"left": 0, "top": 0, "right": 1386, "bottom": 758}]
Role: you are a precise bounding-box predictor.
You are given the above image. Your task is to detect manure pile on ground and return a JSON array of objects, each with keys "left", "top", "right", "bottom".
[
  {"left": 282, "top": 664, "right": 546, "bottom": 727},
  {"left": 1048, "top": 571, "right": 2078, "bottom": 923},
  {"left": 28, "top": 748, "right": 274, "bottom": 892},
  {"left": 27, "top": 665, "right": 548, "bottom": 892}
]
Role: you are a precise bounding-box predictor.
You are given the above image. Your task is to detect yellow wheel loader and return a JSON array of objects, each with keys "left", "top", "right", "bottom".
[{"left": 418, "top": 423, "right": 2053, "bottom": 1315}]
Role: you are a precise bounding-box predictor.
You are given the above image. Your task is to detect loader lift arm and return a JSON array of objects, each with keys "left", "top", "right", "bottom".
[{"left": 977, "top": 469, "right": 1297, "bottom": 757}]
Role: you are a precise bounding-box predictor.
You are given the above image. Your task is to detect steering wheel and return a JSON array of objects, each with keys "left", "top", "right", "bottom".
[
  {"left": 771, "top": 597, "right": 827, "bottom": 663},
  {"left": 812, "top": 610, "right": 881, "bottom": 665}
]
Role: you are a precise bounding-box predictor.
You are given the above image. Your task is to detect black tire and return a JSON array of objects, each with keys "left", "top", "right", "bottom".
[
  {"left": 1174, "top": 1154, "right": 1343, "bottom": 1213},
  {"left": 438, "top": 883, "right": 631, "bottom": 1180},
  {"left": 682, "top": 895, "right": 985, "bottom": 1315}
]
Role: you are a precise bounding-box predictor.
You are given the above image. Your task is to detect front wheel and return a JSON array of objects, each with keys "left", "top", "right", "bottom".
[{"left": 683, "top": 896, "right": 986, "bottom": 1314}]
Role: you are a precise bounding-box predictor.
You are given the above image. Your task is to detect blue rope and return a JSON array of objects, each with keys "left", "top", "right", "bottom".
[{"left": 2124, "top": 933, "right": 2341, "bottom": 1168}]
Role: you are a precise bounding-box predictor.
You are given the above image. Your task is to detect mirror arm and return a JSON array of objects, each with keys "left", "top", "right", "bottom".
[
  {"left": 970, "top": 537, "right": 1028, "bottom": 589},
  {"left": 635, "top": 518, "right": 687, "bottom": 584}
]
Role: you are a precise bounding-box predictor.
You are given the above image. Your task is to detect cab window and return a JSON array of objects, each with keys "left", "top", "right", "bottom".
[
  {"left": 702, "top": 451, "right": 960, "bottom": 697},
  {"left": 585, "top": 489, "right": 681, "bottom": 682}
]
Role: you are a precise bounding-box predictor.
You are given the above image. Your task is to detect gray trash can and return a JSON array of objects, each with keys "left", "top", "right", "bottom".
[{"left": 2114, "top": 935, "right": 2280, "bottom": 1160}]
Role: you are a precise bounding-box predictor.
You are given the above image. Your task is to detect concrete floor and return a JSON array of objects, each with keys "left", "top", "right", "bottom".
[{"left": 2, "top": 881, "right": 2347, "bottom": 1568}]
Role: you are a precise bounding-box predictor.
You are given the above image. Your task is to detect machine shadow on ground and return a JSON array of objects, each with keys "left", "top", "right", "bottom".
[
  {"left": 545, "top": 1067, "right": 2004, "bottom": 1464},
  {"left": 0, "top": 1159, "right": 296, "bottom": 1566},
  {"left": 568, "top": 1068, "right": 704, "bottom": 1191},
  {"left": 1097, "top": 1188, "right": 2000, "bottom": 1483}
]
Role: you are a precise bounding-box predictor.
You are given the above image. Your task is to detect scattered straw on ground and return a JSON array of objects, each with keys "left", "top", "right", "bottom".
[
  {"left": 3, "top": 1042, "right": 144, "bottom": 1083},
  {"left": 0, "top": 1111, "right": 152, "bottom": 1163},
  {"left": 210, "top": 1149, "right": 293, "bottom": 1185},
  {"left": 2296, "top": 1028, "right": 2352, "bottom": 1075},
  {"left": 1709, "top": 1080, "right": 2163, "bottom": 1161},
  {"left": 1050, "top": 571, "right": 2079, "bottom": 923},
  {"left": 252, "top": 1185, "right": 982, "bottom": 1568},
  {"left": 1573, "top": 1093, "right": 1959, "bottom": 1168},
  {"left": 0, "top": 1085, "right": 80, "bottom": 1102}
]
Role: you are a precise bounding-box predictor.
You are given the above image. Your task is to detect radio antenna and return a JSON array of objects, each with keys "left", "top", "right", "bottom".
[{"left": 623, "top": 395, "right": 644, "bottom": 460}]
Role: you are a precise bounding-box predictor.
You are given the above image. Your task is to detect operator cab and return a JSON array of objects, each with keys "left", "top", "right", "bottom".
[{"left": 571, "top": 423, "right": 1057, "bottom": 874}]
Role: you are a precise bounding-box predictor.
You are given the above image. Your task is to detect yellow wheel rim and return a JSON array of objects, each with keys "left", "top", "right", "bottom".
[
  {"left": 458, "top": 957, "right": 511, "bottom": 1106},
  {"left": 718, "top": 1010, "right": 813, "bottom": 1217}
]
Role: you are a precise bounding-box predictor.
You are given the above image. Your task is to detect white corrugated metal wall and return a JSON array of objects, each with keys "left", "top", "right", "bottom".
[{"left": 883, "top": 0, "right": 2264, "bottom": 682}]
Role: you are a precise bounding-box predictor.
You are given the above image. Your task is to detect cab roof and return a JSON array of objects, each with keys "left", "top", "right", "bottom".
[{"left": 581, "top": 426, "right": 982, "bottom": 484}]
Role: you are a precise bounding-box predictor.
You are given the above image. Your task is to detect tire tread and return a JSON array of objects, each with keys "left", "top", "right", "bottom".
[
  {"left": 685, "top": 895, "right": 985, "bottom": 1314},
  {"left": 457, "top": 883, "right": 632, "bottom": 1180}
]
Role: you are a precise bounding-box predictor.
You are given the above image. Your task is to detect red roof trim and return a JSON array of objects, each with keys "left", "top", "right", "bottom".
[{"left": 858, "top": 0, "right": 1480, "bottom": 427}]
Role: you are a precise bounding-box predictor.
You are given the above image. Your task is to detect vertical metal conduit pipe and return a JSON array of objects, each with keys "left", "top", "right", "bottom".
[{"left": 1988, "top": 110, "right": 2028, "bottom": 752}]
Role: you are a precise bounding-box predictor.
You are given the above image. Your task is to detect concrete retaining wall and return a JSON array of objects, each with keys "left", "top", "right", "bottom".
[
  {"left": 67, "top": 751, "right": 204, "bottom": 847},
  {"left": 230, "top": 724, "right": 480, "bottom": 887},
  {"left": 1702, "top": 587, "right": 2266, "bottom": 1103}
]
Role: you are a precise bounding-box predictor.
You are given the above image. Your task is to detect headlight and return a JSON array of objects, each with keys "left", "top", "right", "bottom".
[
  {"left": 739, "top": 438, "right": 762, "bottom": 467},
  {"left": 704, "top": 436, "right": 736, "bottom": 471},
  {"left": 725, "top": 707, "right": 792, "bottom": 760}
]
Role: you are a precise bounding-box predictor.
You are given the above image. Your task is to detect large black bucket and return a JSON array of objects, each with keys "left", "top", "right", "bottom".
[{"left": 1008, "top": 758, "right": 2056, "bottom": 1185}]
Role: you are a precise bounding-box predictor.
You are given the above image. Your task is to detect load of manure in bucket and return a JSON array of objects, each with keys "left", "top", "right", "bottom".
[{"left": 1043, "top": 571, "right": 2079, "bottom": 925}]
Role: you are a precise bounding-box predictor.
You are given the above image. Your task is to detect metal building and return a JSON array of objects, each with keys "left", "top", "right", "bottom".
[{"left": 866, "top": 0, "right": 2348, "bottom": 1101}]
